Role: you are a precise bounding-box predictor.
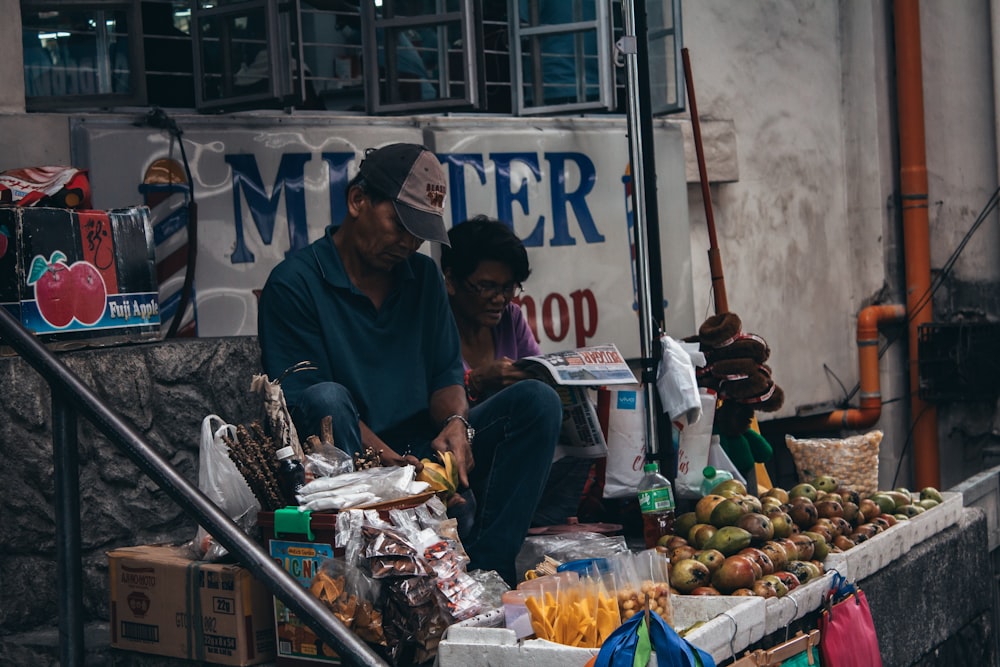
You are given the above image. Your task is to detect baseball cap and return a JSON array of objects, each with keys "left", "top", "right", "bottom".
[{"left": 358, "top": 143, "right": 450, "bottom": 245}]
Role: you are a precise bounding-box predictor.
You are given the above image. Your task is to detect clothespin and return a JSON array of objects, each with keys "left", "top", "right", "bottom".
[{"left": 760, "top": 629, "right": 821, "bottom": 666}]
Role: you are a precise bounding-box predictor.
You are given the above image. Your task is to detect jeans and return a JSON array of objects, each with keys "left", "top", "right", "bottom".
[
  {"left": 290, "top": 379, "right": 562, "bottom": 586},
  {"left": 531, "top": 456, "right": 594, "bottom": 527}
]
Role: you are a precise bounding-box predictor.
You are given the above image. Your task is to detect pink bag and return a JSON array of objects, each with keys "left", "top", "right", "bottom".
[{"left": 818, "top": 574, "right": 882, "bottom": 666}]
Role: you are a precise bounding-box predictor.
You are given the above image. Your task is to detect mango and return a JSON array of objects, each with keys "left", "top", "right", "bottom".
[{"left": 703, "top": 526, "right": 752, "bottom": 556}]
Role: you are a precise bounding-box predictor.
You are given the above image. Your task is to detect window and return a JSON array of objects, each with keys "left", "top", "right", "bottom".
[
  {"left": 20, "top": 0, "right": 683, "bottom": 117},
  {"left": 360, "top": 0, "right": 479, "bottom": 114},
  {"left": 509, "top": 0, "right": 614, "bottom": 115},
  {"left": 191, "top": 0, "right": 306, "bottom": 111},
  {"left": 22, "top": 1, "right": 145, "bottom": 110}
]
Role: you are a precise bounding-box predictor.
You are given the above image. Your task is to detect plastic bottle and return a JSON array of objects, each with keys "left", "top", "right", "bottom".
[
  {"left": 275, "top": 446, "right": 306, "bottom": 506},
  {"left": 700, "top": 465, "right": 735, "bottom": 497},
  {"left": 637, "top": 461, "right": 676, "bottom": 548}
]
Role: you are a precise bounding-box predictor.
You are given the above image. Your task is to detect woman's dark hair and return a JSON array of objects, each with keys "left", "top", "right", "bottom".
[{"left": 441, "top": 215, "right": 531, "bottom": 283}]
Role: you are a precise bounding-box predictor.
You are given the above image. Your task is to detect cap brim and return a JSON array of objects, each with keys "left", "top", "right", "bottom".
[{"left": 394, "top": 200, "right": 450, "bottom": 246}]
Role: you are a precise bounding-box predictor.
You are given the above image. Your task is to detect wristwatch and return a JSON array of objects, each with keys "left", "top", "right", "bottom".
[{"left": 444, "top": 414, "right": 475, "bottom": 444}]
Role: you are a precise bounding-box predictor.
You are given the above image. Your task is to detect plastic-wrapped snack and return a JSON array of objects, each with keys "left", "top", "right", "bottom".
[
  {"left": 785, "top": 430, "right": 882, "bottom": 497},
  {"left": 308, "top": 558, "right": 386, "bottom": 646},
  {"left": 606, "top": 550, "right": 672, "bottom": 626}
]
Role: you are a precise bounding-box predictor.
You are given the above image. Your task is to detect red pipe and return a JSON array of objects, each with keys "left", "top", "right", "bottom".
[
  {"left": 682, "top": 48, "right": 729, "bottom": 314},
  {"left": 894, "top": 0, "right": 940, "bottom": 489}
]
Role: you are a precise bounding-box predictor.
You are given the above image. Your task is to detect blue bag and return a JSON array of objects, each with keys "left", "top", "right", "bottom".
[{"left": 594, "top": 610, "right": 716, "bottom": 667}]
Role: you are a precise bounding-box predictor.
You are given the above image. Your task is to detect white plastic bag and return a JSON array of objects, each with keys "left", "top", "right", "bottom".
[
  {"left": 674, "top": 389, "right": 717, "bottom": 499},
  {"left": 601, "top": 384, "right": 647, "bottom": 499},
  {"left": 192, "top": 414, "right": 260, "bottom": 561},
  {"left": 707, "top": 435, "right": 748, "bottom": 486},
  {"left": 656, "top": 335, "right": 704, "bottom": 427}
]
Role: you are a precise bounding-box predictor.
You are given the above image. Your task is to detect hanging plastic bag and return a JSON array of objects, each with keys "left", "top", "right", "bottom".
[
  {"left": 675, "top": 389, "right": 718, "bottom": 499},
  {"left": 818, "top": 572, "right": 882, "bottom": 667},
  {"left": 707, "top": 432, "right": 747, "bottom": 487},
  {"left": 191, "top": 414, "right": 260, "bottom": 561},
  {"left": 591, "top": 607, "right": 715, "bottom": 667},
  {"left": 599, "top": 384, "right": 647, "bottom": 499},
  {"left": 656, "top": 335, "right": 705, "bottom": 427}
]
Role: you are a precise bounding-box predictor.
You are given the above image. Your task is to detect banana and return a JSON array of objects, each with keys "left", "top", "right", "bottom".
[{"left": 417, "top": 452, "right": 458, "bottom": 496}]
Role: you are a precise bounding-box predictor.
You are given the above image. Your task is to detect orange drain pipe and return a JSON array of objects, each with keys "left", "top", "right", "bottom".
[
  {"left": 894, "top": 0, "right": 940, "bottom": 489},
  {"left": 797, "top": 305, "right": 906, "bottom": 431}
]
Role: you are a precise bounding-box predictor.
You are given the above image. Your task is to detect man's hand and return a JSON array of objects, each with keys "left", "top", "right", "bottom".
[{"left": 432, "top": 417, "right": 474, "bottom": 488}]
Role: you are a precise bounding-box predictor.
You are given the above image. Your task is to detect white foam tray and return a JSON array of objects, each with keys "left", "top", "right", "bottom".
[
  {"left": 825, "top": 518, "right": 911, "bottom": 582},
  {"left": 763, "top": 570, "right": 835, "bottom": 634},
  {"left": 438, "top": 595, "right": 765, "bottom": 666},
  {"left": 902, "top": 491, "right": 963, "bottom": 550}
]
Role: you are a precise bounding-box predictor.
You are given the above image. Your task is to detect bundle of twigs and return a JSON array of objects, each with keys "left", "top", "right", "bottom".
[{"left": 223, "top": 420, "right": 285, "bottom": 511}]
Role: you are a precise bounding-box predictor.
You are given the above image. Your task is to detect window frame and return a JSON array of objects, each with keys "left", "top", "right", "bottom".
[
  {"left": 21, "top": 0, "right": 147, "bottom": 111},
  {"left": 190, "top": 0, "right": 307, "bottom": 112},
  {"left": 360, "top": 0, "right": 480, "bottom": 115},
  {"left": 508, "top": 0, "right": 615, "bottom": 116}
]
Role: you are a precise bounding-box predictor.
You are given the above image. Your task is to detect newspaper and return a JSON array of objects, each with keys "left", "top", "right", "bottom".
[
  {"left": 515, "top": 344, "right": 638, "bottom": 459},
  {"left": 515, "top": 344, "right": 638, "bottom": 386}
]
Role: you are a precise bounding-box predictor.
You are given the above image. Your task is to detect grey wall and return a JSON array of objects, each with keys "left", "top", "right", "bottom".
[{"left": 0, "top": 337, "right": 261, "bottom": 664}]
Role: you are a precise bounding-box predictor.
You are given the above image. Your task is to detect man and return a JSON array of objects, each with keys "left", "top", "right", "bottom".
[{"left": 257, "top": 143, "right": 561, "bottom": 584}]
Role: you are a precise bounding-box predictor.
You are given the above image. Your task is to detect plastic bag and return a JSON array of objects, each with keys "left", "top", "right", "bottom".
[
  {"left": 656, "top": 335, "right": 705, "bottom": 427},
  {"left": 309, "top": 557, "right": 386, "bottom": 646},
  {"left": 304, "top": 441, "right": 354, "bottom": 479},
  {"left": 192, "top": 414, "right": 260, "bottom": 561},
  {"left": 600, "top": 384, "right": 647, "bottom": 498},
  {"left": 675, "top": 389, "right": 718, "bottom": 499},
  {"left": 819, "top": 573, "right": 882, "bottom": 666},
  {"left": 786, "top": 430, "right": 882, "bottom": 497},
  {"left": 592, "top": 606, "right": 715, "bottom": 667},
  {"left": 516, "top": 531, "right": 630, "bottom": 581}
]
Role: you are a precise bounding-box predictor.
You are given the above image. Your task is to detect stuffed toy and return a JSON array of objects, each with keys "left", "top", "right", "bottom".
[{"left": 687, "top": 312, "right": 782, "bottom": 478}]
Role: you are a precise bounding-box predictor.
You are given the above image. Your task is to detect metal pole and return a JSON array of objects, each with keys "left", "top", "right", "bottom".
[
  {"left": 0, "top": 308, "right": 387, "bottom": 667},
  {"left": 53, "top": 392, "right": 84, "bottom": 666},
  {"left": 620, "top": 0, "right": 666, "bottom": 454}
]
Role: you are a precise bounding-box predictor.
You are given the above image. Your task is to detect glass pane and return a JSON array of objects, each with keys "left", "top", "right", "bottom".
[
  {"left": 376, "top": 19, "right": 466, "bottom": 104},
  {"left": 22, "top": 7, "right": 133, "bottom": 98},
  {"left": 143, "top": 1, "right": 195, "bottom": 107},
  {"left": 648, "top": 31, "right": 677, "bottom": 111},
  {"left": 197, "top": 6, "right": 271, "bottom": 103},
  {"left": 300, "top": 4, "right": 364, "bottom": 110},
  {"left": 518, "top": 0, "right": 600, "bottom": 107}
]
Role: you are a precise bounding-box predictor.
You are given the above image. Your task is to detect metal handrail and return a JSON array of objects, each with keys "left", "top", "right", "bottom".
[{"left": 0, "top": 307, "right": 388, "bottom": 667}]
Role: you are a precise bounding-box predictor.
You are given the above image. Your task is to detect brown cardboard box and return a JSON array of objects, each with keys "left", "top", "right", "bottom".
[{"left": 108, "top": 545, "right": 276, "bottom": 665}]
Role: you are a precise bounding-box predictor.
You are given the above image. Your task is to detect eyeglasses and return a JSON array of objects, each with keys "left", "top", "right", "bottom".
[{"left": 464, "top": 279, "right": 523, "bottom": 299}]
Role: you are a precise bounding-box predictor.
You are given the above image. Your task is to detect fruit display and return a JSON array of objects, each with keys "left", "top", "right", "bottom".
[{"left": 659, "top": 476, "right": 945, "bottom": 598}]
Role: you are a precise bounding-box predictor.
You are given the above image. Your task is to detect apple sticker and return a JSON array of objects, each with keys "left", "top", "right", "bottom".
[
  {"left": 71, "top": 262, "right": 107, "bottom": 325},
  {"left": 27, "top": 251, "right": 107, "bottom": 328}
]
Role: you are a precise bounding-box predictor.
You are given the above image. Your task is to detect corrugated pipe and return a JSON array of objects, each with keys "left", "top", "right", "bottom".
[{"left": 894, "top": 0, "right": 940, "bottom": 489}]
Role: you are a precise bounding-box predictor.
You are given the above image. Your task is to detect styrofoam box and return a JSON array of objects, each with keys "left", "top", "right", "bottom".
[
  {"left": 438, "top": 595, "right": 765, "bottom": 666},
  {"left": 834, "top": 518, "right": 912, "bottom": 582},
  {"left": 764, "top": 570, "right": 835, "bottom": 634},
  {"left": 903, "top": 491, "right": 963, "bottom": 550}
]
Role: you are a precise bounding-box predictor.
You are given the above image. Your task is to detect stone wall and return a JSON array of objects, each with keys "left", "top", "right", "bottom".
[{"left": 0, "top": 336, "right": 263, "bottom": 664}]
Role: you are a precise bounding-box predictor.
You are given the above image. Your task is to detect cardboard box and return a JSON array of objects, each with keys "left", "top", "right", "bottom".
[
  {"left": 108, "top": 545, "right": 276, "bottom": 666},
  {"left": 0, "top": 205, "right": 160, "bottom": 350}
]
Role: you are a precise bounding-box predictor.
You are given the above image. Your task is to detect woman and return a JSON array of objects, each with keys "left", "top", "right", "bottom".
[
  {"left": 441, "top": 215, "right": 591, "bottom": 526},
  {"left": 441, "top": 215, "right": 538, "bottom": 395}
]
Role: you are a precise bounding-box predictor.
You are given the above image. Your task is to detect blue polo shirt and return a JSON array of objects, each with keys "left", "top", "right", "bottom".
[{"left": 258, "top": 227, "right": 464, "bottom": 438}]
